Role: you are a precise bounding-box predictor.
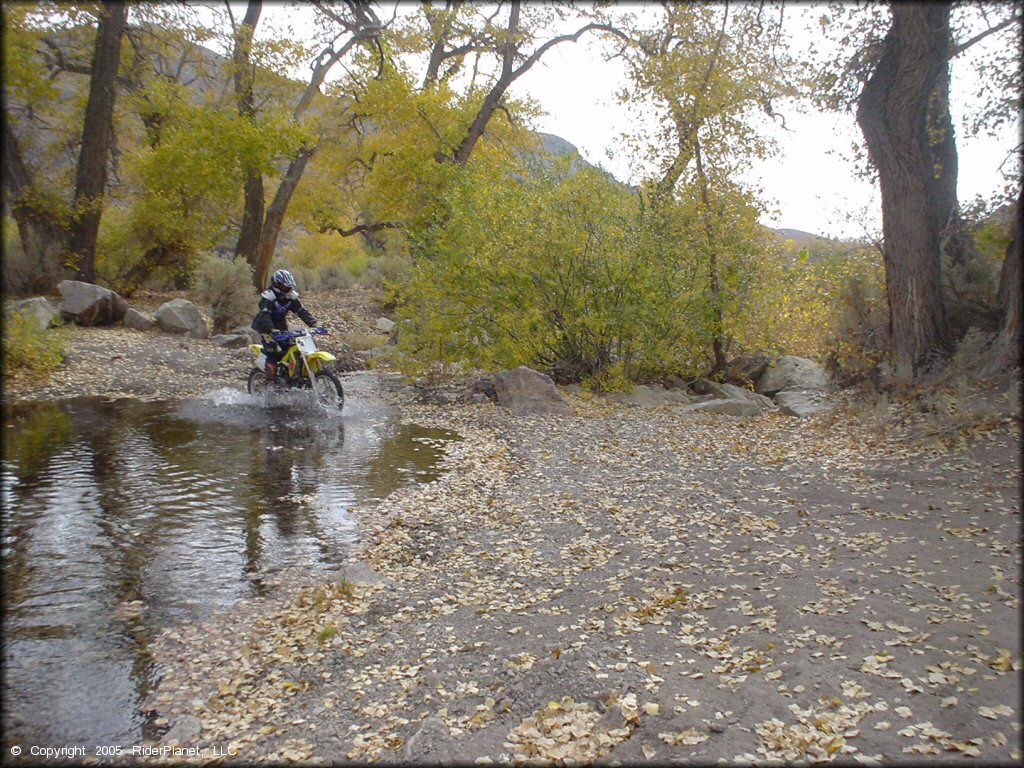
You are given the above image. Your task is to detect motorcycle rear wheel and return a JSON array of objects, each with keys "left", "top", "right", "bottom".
[{"left": 246, "top": 367, "right": 274, "bottom": 396}]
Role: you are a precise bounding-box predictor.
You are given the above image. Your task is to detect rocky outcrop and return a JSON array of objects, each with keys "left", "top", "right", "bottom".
[
  {"left": 58, "top": 280, "right": 128, "bottom": 326},
  {"left": 493, "top": 366, "right": 572, "bottom": 416},
  {"left": 6, "top": 297, "right": 59, "bottom": 331},
  {"left": 756, "top": 355, "right": 828, "bottom": 396},
  {"left": 154, "top": 299, "right": 208, "bottom": 339}
]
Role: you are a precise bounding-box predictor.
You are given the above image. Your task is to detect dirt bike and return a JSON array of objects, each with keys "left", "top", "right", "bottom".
[{"left": 247, "top": 327, "right": 344, "bottom": 410}]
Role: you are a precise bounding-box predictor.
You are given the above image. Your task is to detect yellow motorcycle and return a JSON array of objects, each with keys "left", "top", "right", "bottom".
[{"left": 247, "top": 327, "right": 344, "bottom": 410}]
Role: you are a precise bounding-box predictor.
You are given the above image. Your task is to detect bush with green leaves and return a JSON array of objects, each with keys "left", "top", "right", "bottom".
[
  {"left": 2, "top": 310, "right": 70, "bottom": 378},
  {"left": 395, "top": 160, "right": 721, "bottom": 385},
  {"left": 191, "top": 254, "right": 257, "bottom": 334}
]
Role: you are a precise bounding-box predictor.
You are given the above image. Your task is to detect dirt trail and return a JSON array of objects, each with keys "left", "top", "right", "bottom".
[{"left": 143, "top": 386, "right": 1022, "bottom": 765}]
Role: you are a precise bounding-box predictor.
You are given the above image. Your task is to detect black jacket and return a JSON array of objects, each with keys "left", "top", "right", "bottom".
[{"left": 251, "top": 289, "right": 317, "bottom": 334}]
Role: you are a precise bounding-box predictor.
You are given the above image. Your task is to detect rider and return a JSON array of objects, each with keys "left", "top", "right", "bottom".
[{"left": 251, "top": 269, "right": 320, "bottom": 380}]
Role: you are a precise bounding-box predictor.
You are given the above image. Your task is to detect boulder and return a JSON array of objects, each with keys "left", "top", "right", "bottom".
[
  {"left": 210, "top": 334, "right": 249, "bottom": 348},
  {"left": 6, "top": 297, "right": 59, "bottom": 331},
  {"left": 465, "top": 375, "right": 498, "bottom": 404},
  {"left": 725, "top": 354, "right": 772, "bottom": 387},
  {"left": 403, "top": 716, "right": 455, "bottom": 763},
  {"left": 493, "top": 366, "right": 572, "bottom": 416},
  {"left": 161, "top": 714, "right": 201, "bottom": 746},
  {"left": 375, "top": 316, "right": 396, "bottom": 334},
  {"left": 230, "top": 324, "right": 260, "bottom": 339},
  {"left": 774, "top": 387, "right": 831, "bottom": 418},
  {"left": 604, "top": 384, "right": 692, "bottom": 408},
  {"left": 756, "top": 355, "right": 828, "bottom": 396},
  {"left": 58, "top": 280, "right": 128, "bottom": 326},
  {"left": 694, "top": 378, "right": 775, "bottom": 411},
  {"left": 154, "top": 299, "right": 208, "bottom": 339},
  {"left": 677, "top": 398, "right": 764, "bottom": 417},
  {"left": 123, "top": 307, "right": 156, "bottom": 331}
]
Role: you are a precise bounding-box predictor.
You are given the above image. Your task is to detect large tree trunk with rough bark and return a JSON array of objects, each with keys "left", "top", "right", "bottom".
[
  {"left": 251, "top": 148, "right": 313, "bottom": 290},
  {"left": 3, "top": 117, "right": 69, "bottom": 293},
  {"left": 856, "top": 3, "right": 953, "bottom": 382},
  {"left": 231, "top": 1, "right": 265, "bottom": 283},
  {"left": 987, "top": 186, "right": 1023, "bottom": 373},
  {"left": 69, "top": 1, "right": 128, "bottom": 283}
]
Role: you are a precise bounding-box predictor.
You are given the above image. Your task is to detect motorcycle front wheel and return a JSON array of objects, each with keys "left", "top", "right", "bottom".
[{"left": 311, "top": 370, "right": 345, "bottom": 410}]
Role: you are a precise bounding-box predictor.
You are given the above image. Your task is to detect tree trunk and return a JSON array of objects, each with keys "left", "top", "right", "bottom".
[
  {"left": 69, "top": 1, "right": 128, "bottom": 283},
  {"left": 251, "top": 147, "right": 314, "bottom": 290},
  {"left": 3, "top": 116, "right": 69, "bottom": 292},
  {"left": 856, "top": 3, "right": 953, "bottom": 382},
  {"left": 695, "top": 141, "right": 727, "bottom": 374},
  {"left": 231, "top": 1, "right": 265, "bottom": 286},
  {"left": 926, "top": 71, "right": 977, "bottom": 269},
  {"left": 987, "top": 185, "right": 1023, "bottom": 373}
]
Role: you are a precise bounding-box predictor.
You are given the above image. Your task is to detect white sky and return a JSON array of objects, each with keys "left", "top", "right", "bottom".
[{"left": 255, "top": 1, "right": 1019, "bottom": 241}]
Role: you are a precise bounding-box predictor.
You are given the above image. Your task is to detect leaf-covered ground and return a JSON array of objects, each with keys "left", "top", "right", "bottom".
[{"left": 141, "top": 382, "right": 1021, "bottom": 765}]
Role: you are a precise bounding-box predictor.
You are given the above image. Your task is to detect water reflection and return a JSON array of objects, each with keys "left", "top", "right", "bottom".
[{"left": 1, "top": 383, "right": 457, "bottom": 748}]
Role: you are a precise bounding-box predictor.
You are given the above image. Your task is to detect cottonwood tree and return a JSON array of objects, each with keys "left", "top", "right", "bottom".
[
  {"left": 3, "top": 2, "right": 128, "bottom": 287},
  {"left": 813, "top": 1, "right": 1022, "bottom": 381},
  {"left": 611, "top": 3, "right": 796, "bottom": 373},
  {"left": 227, "top": 0, "right": 387, "bottom": 289},
  {"left": 301, "top": 1, "right": 613, "bottom": 251}
]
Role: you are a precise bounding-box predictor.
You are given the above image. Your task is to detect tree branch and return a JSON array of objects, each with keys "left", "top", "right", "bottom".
[{"left": 949, "top": 11, "right": 1020, "bottom": 59}]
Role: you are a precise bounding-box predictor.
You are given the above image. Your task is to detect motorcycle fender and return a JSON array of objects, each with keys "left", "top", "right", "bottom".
[
  {"left": 308, "top": 351, "right": 336, "bottom": 364},
  {"left": 249, "top": 343, "right": 263, "bottom": 355}
]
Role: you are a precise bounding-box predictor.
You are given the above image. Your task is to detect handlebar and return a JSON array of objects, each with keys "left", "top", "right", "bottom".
[{"left": 271, "top": 327, "right": 328, "bottom": 342}]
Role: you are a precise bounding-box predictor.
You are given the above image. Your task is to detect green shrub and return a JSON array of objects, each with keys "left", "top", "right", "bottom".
[
  {"left": 360, "top": 253, "right": 410, "bottom": 290},
  {"left": 191, "top": 253, "right": 257, "bottom": 334},
  {"left": 824, "top": 267, "right": 889, "bottom": 389},
  {"left": 319, "top": 262, "right": 356, "bottom": 290},
  {"left": 2, "top": 311, "right": 70, "bottom": 378}
]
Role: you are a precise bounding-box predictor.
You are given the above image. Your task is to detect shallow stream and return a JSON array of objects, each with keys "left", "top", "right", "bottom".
[{"left": 1, "top": 374, "right": 456, "bottom": 749}]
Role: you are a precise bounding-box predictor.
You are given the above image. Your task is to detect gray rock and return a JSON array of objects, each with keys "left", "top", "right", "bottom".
[
  {"left": 605, "top": 384, "right": 692, "bottom": 408},
  {"left": 154, "top": 299, "right": 208, "bottom": 339},
  {"left": 123, "top": 307, "right": 156, "bottom": 331},
  {"left": 210, "top": 333, "right": 249, "bottom": 348},
  {"left": 756, "top": 355, "right": 828, "bottom": 396},
  {"left": 694, "top": 379, "right": 775, "bottom": 410},
  {"left": 677, "top": 398, "right": 764, "bottom": 417},
  {"left": 403, "top": 716, "right": 455, "bottom": 762},
  {"left": 229, "top": 325, "right": 260, "bottom": 343},
  {"left": 161, "top": 714, "right": 201, "bottom": 745},
  {"left": 375, "top": 316, "right": 396, "bottom": 334},
  {"left": 493, "top": 366, "right": 572, "bottom": 416},
  {"left": 774, "top": 387, "right": 831, "bottom": 418},
  {"left": 343, "top": 562, "right": 391, "bottom": 588},
  {"left": 58, "top": 280, "right": 128, "bottom": 326},
  {"left": 465, "top": 375, "right": 498, "bottom": 404},
  {"left": 725, "top": 354, "right": 771, "bottom": 387},
  {"left": 6, "top": 297, "right": 59, "bottom": 331}
]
